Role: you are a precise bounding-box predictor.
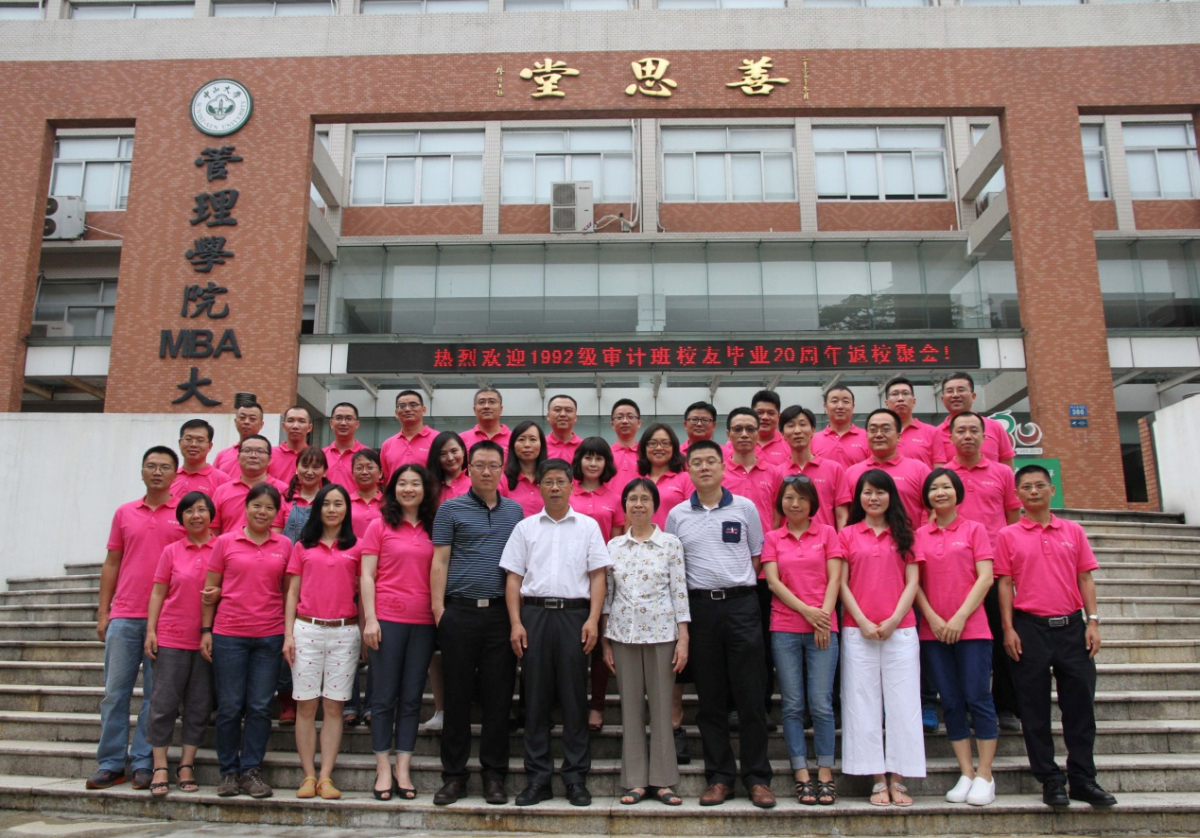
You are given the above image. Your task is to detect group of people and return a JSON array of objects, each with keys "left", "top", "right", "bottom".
[{"left": 89, "top": 373, "right": 1117, "bottom": 811}]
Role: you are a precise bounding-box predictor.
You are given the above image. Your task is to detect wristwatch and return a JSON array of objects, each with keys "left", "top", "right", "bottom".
[{"left": 1087, "top": 614, "right": 1100, "bottom": 624}]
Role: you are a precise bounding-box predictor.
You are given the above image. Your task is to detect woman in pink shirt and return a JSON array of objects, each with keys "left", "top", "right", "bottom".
[
  {"left": 201, "top": 483, "right": 292, "bottom": 799},
  {"left": 762, "top": 475, "right": 842, "bottom": 806},
  {"left": 501, "top": 421, "right": 547, "bottom": 517},
  {"left": 838, "top": 469, "right": 925, "bottom": 807},
  {"left": 282, "top": 448, "right": 330, "bottom": 545},
  {"left": 283, "top": 483, "right": 362, "bottom": 800},
  {"left": 349, "top": 449, "right": 384, "bottom": 540},
  {"left": 427, "top": 431, "right": 471, "bottom": 504},
  {"left": 636, "top": 424, "right": 693, "bottom": 529},
  {"left": 914, "top": 468, "right": 998, "bottom": 806},
  {"left": 143, "top": 491, "right": 216, "bottom": 797},
  {"left": 360, "top": 463, "right": 438, "bottom": 800}
]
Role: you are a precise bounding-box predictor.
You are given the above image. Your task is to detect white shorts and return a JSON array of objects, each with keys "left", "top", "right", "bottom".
[{"left": 290, "top": 619, "right": 361, "bottom": 702}]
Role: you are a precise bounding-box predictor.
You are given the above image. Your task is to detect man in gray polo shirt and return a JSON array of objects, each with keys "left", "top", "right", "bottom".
[{"left": 665, "top": 440, "right": 775, "bottom": 809}]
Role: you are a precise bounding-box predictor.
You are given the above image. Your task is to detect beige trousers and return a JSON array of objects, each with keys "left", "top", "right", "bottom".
[{"left": 611, "top": 639, "right": 679, "bottom": 790}]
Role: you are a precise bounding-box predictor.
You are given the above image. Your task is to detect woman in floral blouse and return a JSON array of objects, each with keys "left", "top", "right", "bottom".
[{"left": 600, "top": 477, "right": 690, "bottom": 806}]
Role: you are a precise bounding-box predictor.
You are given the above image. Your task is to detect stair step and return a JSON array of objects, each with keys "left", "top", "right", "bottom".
[
  {"left": 64, "top": 564, "right": 103, "bottom": 576},
  {"left": 1097, "top": 597, "right": 1200, "bottom": 617},
  {"left": 0, "top": 589, "right": 105, "bottom": 607},
  {"left": 1065, "top": 508, "right": 1187, "bottom": 526},
  {"left": 5, "top": 575, "right": 101, "bottom": 592},
  {"left": 0, "top": 623, "right": 97, "bottom": 642},
  {"left": 1094, "top": 563, "right": 1200, "bottom": 580},
  {"left": 1095, "top": 579, "right": 1200, "bottom": 597},
  {"left": 1094, "top": 547, "right": 1200, "bottom": 564}
]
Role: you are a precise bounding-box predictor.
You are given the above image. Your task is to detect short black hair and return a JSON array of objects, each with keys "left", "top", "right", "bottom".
[
  {"left": 726, "top": 406, "right": 760, "bottom": 431},
  {"left": 686, "top": 439, "right": 724, "bottom": 462},
  {"left": 396, "top": 389, "right": 425, "bottom": 407},
  {"left": 949, "top": 411, "right": 986, "bottom": 434},
  {"left": 331, "top": 402, "right": 360, "bottom": 419},
  {"left": 776, "top": 474, "right": 820, "bottom": 518},
  {"left": 1015, "top": 463, "right": 1052, "bottom": 484},
  {"left": 610, "top": 398, "right": 641, "bottom": 419},
  {"left": 283, "top": 405, "right": 311, "bottom": 422},
  {"left": 621, "top": 477, "right": 661, "bottom": 512},
  {"left": 884, "top": 376, "right": 915, "bottom": 398},
  {"left": 237, "top": 434, "right": 272, "bottom": 457},
  {"left": 572, "top": 437, "right": 617, "bottom": 485},
  {"left": 143, "top": 446, "right": 180, "bottom": 470},
  {"left": 865, "top": 408, "right": 901, "bottom": 432},
  {"left": 824, "top": 385, "right": 855, "bottom": 403},
  {"left": 175, "top": 491, "right": 215, "bottom": 524},
  {"left": 468, "top": 439, "right": 505, "bottom": 464},
  {"left": 237, "top": 402, "right": 264, "bottom": 416},
  {"left": 245, "top": 481, "right": 282, "bottom": 510},
  {"left": 537, "top": 458, "right": 574, "bottom": 483},
  {"left": 684, "top": 401, "right": 717, "bottom": 421},
  {"left": 547, "top": 394, "right": 578, "bottom": 410},
  {"left": 637, "top": 423, "right": 684, "bottom": 476},
  {"left": 943, "top": 372, "right": 976, "bottom": 392},
  {"left": 779, "top": 405, "right": 817, "bottom": 431},
  {"left": 751, "top": 389, "right": 781, "bottom": 411},
  {"left": 922, "top": 467, "right": 965, "bottom": 508},
  {"left": 179, "top": 418, "right": 214, "bottom": 442},
  {"left": 472, "top": 388, "right": 501, "bottom": 405}
]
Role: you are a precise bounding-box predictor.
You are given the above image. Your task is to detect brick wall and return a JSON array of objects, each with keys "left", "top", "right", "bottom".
[
  {"left": 816, "top": 201, "right": 957, "bottom": 232},
  {"left": 340, "top": 205, "right": 483, "bottom": 237},
  {"left": 499, "top": 203, "right": 641, "bottom": 234},
  {"left": 657, "top": 202, "right": 800, "bottom": 233},
  {"left": 1090, "top": 200, "right": 1118, "bottom": 231},
  {"left": 1133, "top": 200, "right": 1200, "bottom": 230}
]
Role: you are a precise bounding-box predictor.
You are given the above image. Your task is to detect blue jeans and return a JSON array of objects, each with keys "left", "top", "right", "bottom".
[
  {"left": 772, "top": 630, "right": 838, "bottom": 769},
  {"left": 368, "top": 621, "right": 436, "bottom": 754},
  {"left": 212, "top": 633, "right": 283, "bottom": 775},
  {"left": 920, "top": 638, "right": 998, "bottom": 742},
  {"left": 97, "top": 618, "right": 154, "bottom": 772}
]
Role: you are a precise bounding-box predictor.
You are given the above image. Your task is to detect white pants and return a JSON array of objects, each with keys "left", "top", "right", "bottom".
[
  {"left": 290, "top": 620, "right": 361, "bottom": 702},
  {"left": 840, "top": 626, "right": 926, "bottom": 777}
]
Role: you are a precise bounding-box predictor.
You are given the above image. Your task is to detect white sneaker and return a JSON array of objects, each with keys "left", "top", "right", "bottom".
[
  {"left": 945, "top": 774, "right": 974, "bottom": 803},
  {"left": 424, "top": 710, "right": 444, "bottom": 731},
  {"left": 966, "top": 775, "right": 996, "bottom": 806}
]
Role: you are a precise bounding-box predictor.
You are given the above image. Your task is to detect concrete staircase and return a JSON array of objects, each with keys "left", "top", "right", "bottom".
[{"left": 0, "top": 511, "right": 1198, "bottom": 834}]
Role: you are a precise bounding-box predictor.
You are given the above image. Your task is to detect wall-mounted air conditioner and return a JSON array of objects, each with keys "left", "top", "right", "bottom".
[
  {"left": 44, "top": 196, "right": 86, "bottom": 240},
  {"left": 30, "top": 321, "right": 75, "bottom": 339},
  {"left": 550, "top": 181, "right": 594, "bottom": 233}
]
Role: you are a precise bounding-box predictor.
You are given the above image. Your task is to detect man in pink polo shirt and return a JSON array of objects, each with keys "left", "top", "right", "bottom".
[
  {"left": 460, "top": 388, "right": 511, "bottom": 456},
  {"left": 545, "top": 394, "right": 583, "bottom": 462},
  {"left": 267, "top": 405, "right": 312, "bottom": 483},
  {"left": 936, "top": 372, "right": 1015, "bottom": 468},
  {"left": 996, "top": 464, "right": 1115, "bottom": 810},
  {"left": 883, "top": 376, "right": 941, "bottom": 468},
  {"left": 172, "top": 418, "right": 230, "bottom": 499},
  {"left": 680, "top": 401, "right": 717, "bottom": 454},
  {"left": 214, "top": 401, "right": 265, "bottom": 476},
  {"left": 845, "top": 408, "right": 931, "bottom": 531},
  {"left": 608, "top": 398, "right": 642, "bottom": 490},
  {"left": 750, "top": 390, "right": 791, "bottom": 468},
  {"left": 380, "top": 390, "right": 438, "bottom": 478},
  {"left": 778, "top": 405, "right": 851, "bottom": 531},
  {"left": 810, "top": 385, "right": 870, "bottom": 469},
  {"left": 211, "top": 435, "right": 290, "bottom": 534},
  {"left": 323, "top": 402, "right": 368, "bottom": 492},
  {"left": 89, "top": 446, "right": 186, "bottom": 791}
]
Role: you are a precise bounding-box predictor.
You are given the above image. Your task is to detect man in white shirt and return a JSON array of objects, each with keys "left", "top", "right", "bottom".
[{"left": 502, "top": 458, "right": 611, "bottom": 807}]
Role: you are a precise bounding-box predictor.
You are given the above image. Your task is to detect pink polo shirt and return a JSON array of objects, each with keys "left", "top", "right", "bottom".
[
  {"left": 360, "top": 518, "right": 435, "bottom": 625},
  {"left": 762, "top": 522, "right": 843, "bottom": 634},
  {"left": 213, "top": 443, "right": 241, "bottom": 477},
  {"left": 152, "top": 538, "right": 213, "bottom": 651},
  {"left": 994, "top": 516, "right": 1099, "bottom": 618},
  {"left": 171, "top": 464, "right": 230, "bottom": 500},
  {"left": 349, "top": 492, "right": 383, "bottom": 539},
  {"left": 845, "top": 454, "right": 932, "bottom": 531},
  {"left": 459, "top": 424, "right": 511, "bottom": 459},
  {"left": 212, "top": 475, "right": 290, "bottom": 534},
  {"left": 723, "top": 457, "right": 783, "bottom": 536},
  {"left": 546, "top": 433, "right": 583, "bottom": 463},
  {"left": 811, "top": 425, "right": 871, "bottom": 469},
  {"left": 755, "top": 432, "right": 793, "bottom": 468},
  {"left": 945, "top": 457, "right": 1021, "bottom": 547},
  {"left": 839, "top": 521, "right": 922, "bottom": 629},
  {"left": 267, "top": 442, "right": 308, "bottom": 483},
  {"left": 322, "top": 440, "right": 368, "bottom": 493},
  {"left": 501, "top": 473, "right": 545, "bottom": 518},
  {"left": 569, "top": 483, "right": 626, "bottom": 542},
  {"left": 780, "top": 456, "right": 852, "bottom": 530},
  {"left": 107, "top": 497, "right": 185, "bottom": 620},
  {"left": 379, "top": 425, "right": 438, "bottom": 478},
  {"left": 287, "top": 539, "right": 361, "bottom": 621},
  {"left": 611, "top": 443, "right": 641, "bottom": 494},
  {"left": 439, "top": 470, "right": 472, "bottom": 504},
  {"left": 207, "top": 530, "right": 291, "bottom": 637},
  {"left": 649, "top": 470, "right": 694, "bottom": 529},
  {"left": 914, "top": 516, "right": 993, "bottom": 641},
  {"left": 937, "top": 415, "right": 1016, "bottom": 465},
  {"left": 896, "top": 419, "right": 941, "bottom": 468}
]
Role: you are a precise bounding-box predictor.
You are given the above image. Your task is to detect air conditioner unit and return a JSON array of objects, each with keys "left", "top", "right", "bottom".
[
  {"left": 44, "top": 196, "right": 86, "bottom": 240},
  {"left": 30, "top": 321, "right": 74, "bottom": 339},
  {"left": 550, "top": 181, "right": 594, "bottom": 233}
]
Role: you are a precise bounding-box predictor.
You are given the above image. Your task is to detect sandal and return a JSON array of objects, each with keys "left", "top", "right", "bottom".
[
  {"left": 796, "top": 779, "right": 817, "bottom": 805},
  {"left": 396, "top": 786, "right": 416, "bottom": 800},
  {"left": 316, "top": 778, "right": 342, "bottom": 800},
  {"left": 149, "top": 767, "right": 170, "bottom": 798},
  {"left": 176, "top": 764, "right": 198, "bottom": 793},
  {"left": 620, "top": 787, "right": 647, "bottom": 805},
  {"left": 817, "top": 779, "right": 837, "bottom": 805},
  {"left": 870, "top": 782, "right": 891, "bottom": 807},
  {"left": 372, "top": 778, "right": 393, "bottom": 801},
  {"left": 889, "top": 781, "right": 913, "bottom": 807},
  {"left": 297, "top": 776, "right": 318, "bottom": 799},
  {"left": 655, "top": 787, "right": 683, "bottom": 806}
]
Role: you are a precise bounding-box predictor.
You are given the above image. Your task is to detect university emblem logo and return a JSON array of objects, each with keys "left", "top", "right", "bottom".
[{"left": 191, "top": 79, "right": 253, "bottom": 137}]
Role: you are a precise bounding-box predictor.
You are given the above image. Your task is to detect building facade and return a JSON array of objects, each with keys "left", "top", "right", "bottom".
[{"left": 2, "top": 0, "right": 1200, "bottom": 509}]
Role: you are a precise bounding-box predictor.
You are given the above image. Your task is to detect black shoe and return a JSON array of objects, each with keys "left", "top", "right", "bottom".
[
  {"left": 85, "top": 768, "right": 126, "bottom": 790},
  {"left": 130, "top": 768, "right": 154, "bottom": 790},
  {"left": 766, "top": 718, "right": 778, "bottom": 733},
  {"left": 1043, "top": 781, "right": 1070, "bottom": 808},
  {"left": 565, "top": 783, "right": 592, "bottom": 807},
  {"left": 484, "top": 779, "right": 508, "bottom": 805},
  {"left": 998, "top": 710, "right": 1022, "bottom": 731},
  {"left": 516, "top": 782, "right": 553, "bottom": 806},
  {"left": 727, "top": 711, "right": 740, "bottom": 731},
  {"left": 673, "top": 726, "right": 691, "bottom": 765},
  {"left": 433, "top": 779, "right": 467, "bottom": 806},
  {"left": 1069, "top": 780, "right": 1117, "bottom": 808}
]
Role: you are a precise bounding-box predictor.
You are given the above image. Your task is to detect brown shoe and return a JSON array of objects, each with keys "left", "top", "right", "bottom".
[
  {"left": 699, "top": 782, "right": 733, "bottom": 806},
  {"left": 484, "top": 779, "right": 508, "bottom": 805},
  {"left": 748, "top": 783, "right": 777, "bottom": 809},
  {"left": 433, "top": 779, "right": 467, "bottom": 806}
]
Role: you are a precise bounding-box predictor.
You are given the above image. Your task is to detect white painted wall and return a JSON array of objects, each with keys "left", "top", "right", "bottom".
[
  {"left": 0, "top": 414, "right": 278, "bottom": 587},
  {"left": 1152, "top": 397, "right": 1200, "bottom": 526}
]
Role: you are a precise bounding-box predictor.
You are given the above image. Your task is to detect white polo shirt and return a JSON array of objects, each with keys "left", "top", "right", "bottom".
[
  {"left": 500, "top": 507, "right": 612, "bottom": 599},
  {"left": 665, "top": 488, "right": 763, "bottom": 591}
]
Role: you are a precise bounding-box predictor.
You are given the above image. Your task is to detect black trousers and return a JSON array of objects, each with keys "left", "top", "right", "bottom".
[
  {"left": 521, "top": 604, "right": 591, "bottom": 786},
  {"left": 984, "top": 582, "right": 1019, "bottom": 714},
  {"left": 438, "top": 604, "right": 517, "bottom": 784},
  {"left": 689, "top": 592, "right": 773, "bottom": 790},
  {"left": 1010, "top": 612, "right": 1097, "bottom": 786},
  {"left": 756, "top": 578, "right": 776, "bottom": 714}
]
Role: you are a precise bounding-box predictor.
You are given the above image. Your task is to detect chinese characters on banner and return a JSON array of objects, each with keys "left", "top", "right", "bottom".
[
  {"left": 513, "top": 55, "right": 804, "bottom": 99},
  {"left": 347, "top": 339, "right": 980, "bottom": 376}
]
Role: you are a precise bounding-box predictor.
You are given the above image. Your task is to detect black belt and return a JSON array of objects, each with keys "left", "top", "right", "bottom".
[
  {"left": 689, "top": 586, "right": 756, "bottom": 602},
  {"left": 523, "top": 597, "right": 589, "bottom": 610},
  {"left": 1015, "top": 609, "right": 1084, "bottom": 628},
  {"left": 446, "top": 595, "right": 505, "bottom": 608}
]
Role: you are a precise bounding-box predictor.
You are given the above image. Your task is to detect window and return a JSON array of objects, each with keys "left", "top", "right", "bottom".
[
  {"left": 302, "top": 276, "right": 319, "bottom": 334},
  {"left": 657, "top": 0, "right": 782, "bottom": 8},
  {"left": 805, "top": 0, "right": 927, "bottom": 7},
  {"left": 815, "top": 126, "right": 948, "bottom": 200},
  {"left": 969, "top": 125, "right": 1004, "bottom": 211},
  {"left": 212, "top": 0, "right": 334, "bottom": 16},
  {"left": 51, "top": 137, "right": 133, "bottom": 211},
  {"left": 1124, "top": 123, "right": 1200, "bottom": 200},
  {"left": 361, "top": 0, "right": 487, "bottom": 11},
  {"left": 1081, "top": 124, "right": 1109, "bottom": 199},
  {"left": 507, "top": 0, "right": 628, "bottom": 9},
  {"left": 350, "top": 132, "right": 484, "bottom": 205},
  {"left": 502, "top": 129, "right": 633, "bottom": 204},
  {"left": 661, "top": 127, "right": 795, "bottom": 202},
  {"left": 33, "top": 279, "right": 117, "bottom": 338},
  {"left": 0, "top": 4, "right": 45, "bottom": 18},
  {"left": 960, "top": 0, "right": 1080, "bottom": 5},
  {"left": 70, "top": 2, "right": 193, "bottom": 17}
]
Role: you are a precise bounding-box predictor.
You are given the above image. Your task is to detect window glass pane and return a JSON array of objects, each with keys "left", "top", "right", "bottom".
[
  {"left": 728, "top": 128, "right": 792, "bottom": 150},
  {"left": 1081, "top": 125, "right": 1103, "bottom": 148},
  {"left": 846, "top": 153, "right": 879, "bottom": 199},
  {"left": 661, "top": 128, "right": 725, "bottom": 151},
  {"left": 119, "top": 137, "right": 134, "bottom": 157},
  {"left": 1136, "top": 241, "right": 1196, "bottom": 327},
  {"left": 134, "top": 3, "right": 195, "bottom": 16},
  {"left": 275, "top": 1, "right": 334, "bottom": 15},
  {"left": 116, "top": 162, "right": 131, "bottom": 209},
  {"left": 881, "top": 153, "right": 914, "bottom": 199},
  {"left": 602, "top": 153, "right": 633, "bottom": 202},
  {"left": 1123, "top": 124, "right": 1191, "bottom": 147},
  {"left": 708, "top": 243, "right": 764, "bottom": 330},
  {"left": 65, "top": 307, "right": 100, "bottom": 337},
  {"left": 82, "top": 163, "right": 115, "bottom": 210},
  {"left": 568, "top": 128, "right": 631, "bottom": 151},
  {"left": 572, "top": 0, "right": 628, "bottom": 8},
  {"left": 504, "top": 132, "right": 565, "bottom": 152},
  {"left": 662, "top": 154, "right": 694, "bottom": 201},
  {"left": 361, "top": 0, "right": 423, "bottom": 12},
  {"left": 1083, "top": 150, "right": 1108, "bottom": 199},
  {"left": 1157, "top": 150, "right": 1194, "bottom": 199},
  {"left": 812, "top": 127, "right": 876, "bottom": 150},
  {"left": 451, "top": 155, "right": 483, "bottom": 203},
  {"left": 0, "top": 5, "right": 44, "bottom": 18},
  {"left": 878, "top": 127, "right": 943, "bottom": 149},
  {"left": 815, "top": 243, "right": 871, "bottom": 329},
  {"left": 569, "top": 154, "right": 602, "bottom": 191},
  {"left": 491, "top": 244, "right": 543, "bottom": 298},
  {"left": 72, "top": 4, "right": 133, "bottom": 18},
  {"left": 545, "top": 245, "right": 598, "bottom": 298},
  {"left": 868, "top": 241, "right": 925, "bottom": 328},
  {"left": 655, "top": 243, "right": 708, "bottom": 331},
  {"left": 100, "top": 281, "right": 118, "bottom": 305},
  {"left": 978, "top": 243, "right": 1020, "bottom": 328},
  {"left": 420, "top": 156, "right": 452, "bottom": 204},
  {"left": 355, "top": 133, "right": 418, "bottom": 155},
  {"left": 914, "top": 152, "right": 947, "bottom": 197},
  {"left": 57, "top": 137, "right": 121, "bottom": 159},
  {"left": 1125, "top": 151, "right": 1160, "bottom": 199},
  {"left": 695, "top": 153, "right": 727, "bottom": 202},
  {"left": 762, "top": 153, "right": 795, "bottom": 201},
  {"left": 384, "top": 157, "right": 415, "bottom": 203},
  {"left": 535, "top": 156, "right": 566, "bottom": 204},
  {"left": 761, "top": 242, "right": 818, "bottom": 330},
  {"left": 502, "top": 156, "right": 534, "bottom": 203},
  {"left": 212, "top": 2, "right": 275, "bottom": 16},
  {"left": 922, "top": 241, "right": 981, "bottom": 328},
  {"left": 421, "top": 131, "right": 485, "bottom": 153},
  {"left": 1096, "top": 242, "right": 1139, "bottom": 327},
  {"left": 351, "top": 158, "right": 385, "bottom": 204},
  {"left": 427, "top": 0, "right": 488, "bottom": 10},
  {"left": 814, "top": 153, "right": 846, "bottom": 198},
  {"left": 730, "top": 154, "right": 762, "bottom": 201},
  {"left": 507, "top": 0, "right": 561, "bottom": 8},
  {"left": 51, "top": 162, "right": 84, "bottom": 198}
]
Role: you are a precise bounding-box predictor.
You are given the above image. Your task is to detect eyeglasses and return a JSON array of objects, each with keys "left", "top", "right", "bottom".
[
  {"left": 686, "top": 417, "right": 714, "bottom": 426},
  {"left": 645, "top": 440, "right": 673, "bottom": 449},
  {"left": 396, "top": 401, "right": 423, "bottom": 411},
  {"left": 887, "top": 390, "right": 914, "bottom": 399},
  {"left": 782, "top": 474, "right": 813, "bottom": 486},
  {"left": 143, "top": 464, "right": 175, "bottom": 474},
  {"left": 729, "top": 425, "right": 758, "bottom": 436},
  {"left": 240, "top": 449, "right": 269, "bottom": 458},
  {"left": 470, "top": 462, "right": 502, "bottom": 472},
  {"left": 540, "top": 479, "right": 571, "bottom": 489}
]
